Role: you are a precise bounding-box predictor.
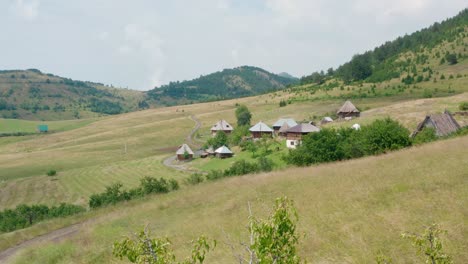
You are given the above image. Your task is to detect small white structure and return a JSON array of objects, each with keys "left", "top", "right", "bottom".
[
  {"left": 321, "top": 117, "right": 333, "bottom": 125},
  {"left": 351, "top": 124, "right": 361, "bottom": 130}
]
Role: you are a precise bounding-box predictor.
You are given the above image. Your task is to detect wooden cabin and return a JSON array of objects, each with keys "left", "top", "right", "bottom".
[
  {"left": 411, "top": 111, "right": 461, "bottom": 138},
  {"left": 272, "top": 118, "right": 297, "bottom": 134},
  {"left": 176, "top": 144, "right": 194, "bottom": 161},
  {"left": 249, "top": 121, "right": 274, "bottom": 139},
  {"left": 215, "top": 145, "right": 233, "bottom": 158},
  {"left": 337, "top": 101, "right": 360, "bottom": 119},
  {"left": 211, "top": 120, "right": 234, "bottom": 136},
  {"left": 286, "top": 123, "right": 320, "bottom": 149}
]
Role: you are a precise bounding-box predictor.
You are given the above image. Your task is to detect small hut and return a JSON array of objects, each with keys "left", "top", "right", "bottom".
[
  {"left": 286, "top": 123, "right": 320, "bottom": 149},
  {"left": 37, "top": 124, "right": 48, "bottom": 133},
  {"left": 337, "top": 101, "right": 360, "bottom": 119},
  {"left": 272, "top": 118, "right": 297, "bottom": 134},
  {"left": 211, "top": 120, "right": 234, "bottom": 136},
  {"left": 278, "top": 122, "right": 291, "bottom": 137},
  {"left": 176, "top": 144, "right": 194, "bottom": 161},
  {"left": 321, "top": 117, "right": 333, "bottom": 125},
  {"left": 249, "top": 121, "right": 274, "bottom": 139},
  {"left": 411, "top": 111, "right": 460, "bottom": 138},
  {"left": 215, "top": 145, "right": 233, "bottom": 158}
]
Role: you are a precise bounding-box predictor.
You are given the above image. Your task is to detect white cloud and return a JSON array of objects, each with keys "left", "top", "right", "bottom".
[
  {"left": 10, "top": 0, "right": 40, "bottom": 20},
  {"left": 119, "top": 24, "right": 165, "bottom": 88}
]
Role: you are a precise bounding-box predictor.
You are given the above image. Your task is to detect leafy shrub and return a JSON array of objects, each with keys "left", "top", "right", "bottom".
[
  {"left": 413, "top": 127, "right": 437, "bottom": 145},
  {"left": 0, "top": 203, "right": 85, "bottom": 233},
  {"left": 279, "top": 100, "right": 287, "bottom": 107},
  {"left": 285, "top": 118, "right": 411, "bottom": 166},
  {"left": 459, "top": 102, "right": 468, "bottom": 111},
  {"left": 205, "top": 170, "right": 224, "bottom": 181},
  {"left": 205, "top": 131, "right": 228, "bottom": 149},
  {"left": 89, "top": 177, "right": 179, "bottom": 209},
  {"left": 187, "top": 173, "right": 205, "bottom": 185},
  {"left": 46, "top": 169, "right": 57, "bottom": 176},
  {"left": 168, "top": 179, "right": 179, "bottom": 190}
]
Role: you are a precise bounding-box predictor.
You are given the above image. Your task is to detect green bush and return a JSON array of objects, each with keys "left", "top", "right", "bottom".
[
  {"left": 205, "top": 170, "right": 224, "bottom": 181},
  {"left": 459, "top": 102, "right": 468, "bottom": 111},
  {"left": 0, "top": 203, "right": 85, "bottom": 233},
  {"left": 46, "top": 169, "right": 57, "bottom": 176},
  {"left": 89, "top": 177, "right": 179, "bottom": 209},
  {"left": 413, "top": 127, "right": 437, "bottom": 145},
  {"left": 186, "top": 173, "right": 205, "bottom": 185},
  {"left": 285, "top": 118, "right": 411, "bottom": 166}
]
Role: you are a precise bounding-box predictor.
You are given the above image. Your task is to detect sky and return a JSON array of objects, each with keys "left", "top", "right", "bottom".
[{"left": 0, "top": 0, "right": 466, "bottom": 90}]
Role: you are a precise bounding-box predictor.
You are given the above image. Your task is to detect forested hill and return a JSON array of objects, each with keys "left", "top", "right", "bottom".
[
  {"left": 301, "top": 8, "right": 468, "bottom": 85},
  {"left": 146, "top": 66, "right": 298, "bottom": 106},
  {"left": 0, "top": 69, "right": 147, "bottom": 120}
]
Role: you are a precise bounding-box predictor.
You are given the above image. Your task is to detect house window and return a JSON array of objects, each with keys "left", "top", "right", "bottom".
[{"left": 290, "top": 141, "right": 294, "bottom": 146}]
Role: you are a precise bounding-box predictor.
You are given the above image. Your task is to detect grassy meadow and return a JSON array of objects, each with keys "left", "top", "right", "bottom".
[{"left": 5, "top": 135, "right": 468, "bottom": 263}]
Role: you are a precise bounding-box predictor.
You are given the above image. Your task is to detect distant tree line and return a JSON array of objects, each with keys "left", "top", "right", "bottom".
[{"left": 147, "top": 66, "right": 298, "bottom": 106}]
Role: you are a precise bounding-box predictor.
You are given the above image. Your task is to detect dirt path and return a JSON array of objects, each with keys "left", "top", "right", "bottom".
[
  {"left": 162, "top": 115, "right": 203, "bottom": 172},
  {"left": 0, "top": 222, "right": 85, "bottom": 263}
]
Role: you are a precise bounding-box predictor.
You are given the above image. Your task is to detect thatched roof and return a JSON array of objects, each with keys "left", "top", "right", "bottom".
[
  {"left": 211, "top": 120, "right": 234, "bottom": 131},
  {"left": 273, "top": 118, "right": 298, "bottom": 128},
  {"left": 176, "top": 144, "right": 194, "bottom": 155},
  {"left": 351, "top": 124, "right": 361, "bottom": 130},
  {"left": 278, "top": 122, "right": 290, "bottom": 133},
  {"left": 287, "top": 123, "right": 320, "bottom": 133},
  {"left": 322, "top": 117, "right": 333, "bottom": 122},
  {"left": 249, "top": 121, "right": 273, "bottom": 132},
  {"left": 412, "top": 111, "right": 461, "bottom": 137},
  {"left": 215, "top": 145, "right": 232, "bottom": 154},
  {"left": 337, "top": 100, "right": 359, "bottom": 114}
]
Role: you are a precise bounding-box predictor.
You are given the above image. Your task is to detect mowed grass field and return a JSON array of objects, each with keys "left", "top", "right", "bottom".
[
  {"left": 0, "top": 88, "right": 467, "bottom": 210},
  {"left": 5, "top": 135, "right": 468, "bottom": 263}
]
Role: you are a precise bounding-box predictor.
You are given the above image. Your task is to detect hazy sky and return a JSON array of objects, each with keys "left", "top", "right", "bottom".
[{"left": 0, "top": 0, "right": 466, "bottom": 90}]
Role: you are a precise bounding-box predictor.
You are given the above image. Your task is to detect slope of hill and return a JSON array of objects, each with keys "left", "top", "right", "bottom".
[
  {"left": 146, "top": 66, "right": 299, "bottom": 106},
  {"left": 0, "top": 69, "right": 147, "bottom": 120},
  {"left": 2, "top": 135, "right": 467, "bottom": 263},
  {"left": 301, "top": 8, "right": 468, "bottom": 85}
]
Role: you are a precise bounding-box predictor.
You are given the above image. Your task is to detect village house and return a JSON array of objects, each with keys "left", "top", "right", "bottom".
[
  {"left": 286, "top": 123, "right": 320, "bottom": 149},
  {"left": 211, "top": 120, "right": 234, "bottom": 136},
  {"left": 215, "top": 145, "right": 233, "bottom": 158},
  {"left": 411, "top": 111, "right": 461, "bottom": 138},
  {"left": 337, "top": 100, "right": 360, "bottom": 119},
  {"left": 272, "top": 118, "right": 297, "bottom": 134},
  {"left": 176, "top": 144, "right": 194, "bottom": 161},
  {"left": 249, "top": 121, "right": 274, "bottom": 139}
]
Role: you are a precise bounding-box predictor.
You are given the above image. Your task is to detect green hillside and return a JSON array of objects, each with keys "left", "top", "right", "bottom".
[
  {"left": 299, "top": 9, "right": 468, "bottom": 92},
  {"left": 0, "top": 69, "right": 147, "bottom": 120},
  {"left": 146, "top": 66, "right": 298, "bottom": 106}
]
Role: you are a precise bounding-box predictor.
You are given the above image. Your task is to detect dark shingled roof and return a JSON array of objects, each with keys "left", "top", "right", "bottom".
[
  {"left": 287, "top": 123, "right": 320, "bottom": 133},
  {"left": 412, "top": 111, "right": 461, "bottom": 137}
]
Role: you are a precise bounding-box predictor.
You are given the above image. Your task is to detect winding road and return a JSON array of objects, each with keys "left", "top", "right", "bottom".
[
  {"left": 0, "top": 115, "right": 203, "bottom": 263},
  {"left": 162, "top": 115, "right": 203, "bottom": 172}
]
